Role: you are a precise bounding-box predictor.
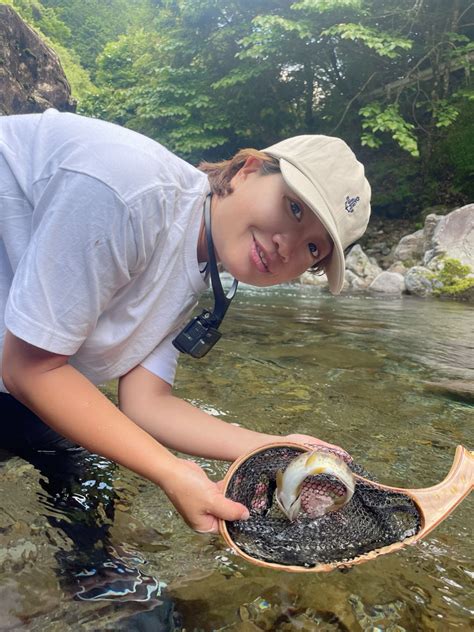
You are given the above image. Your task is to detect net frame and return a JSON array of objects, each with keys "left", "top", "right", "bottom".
[{"left": 219, "top": 442, "right": 473, "bottom": 573}]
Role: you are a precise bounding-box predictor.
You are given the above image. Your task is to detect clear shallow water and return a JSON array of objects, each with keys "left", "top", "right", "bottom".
[{"left": 0, "top": 286, "right": 472, "bottom": 630}]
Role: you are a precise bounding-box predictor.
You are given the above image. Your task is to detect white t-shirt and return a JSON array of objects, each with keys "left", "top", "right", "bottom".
[{"left": 0, "top": 109, "right": 210, "bottom": 392}]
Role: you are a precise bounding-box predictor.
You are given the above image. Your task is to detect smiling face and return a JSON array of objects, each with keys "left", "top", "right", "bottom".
[{"left": 200, "top": 157, "right": 333, "bottom": 287}]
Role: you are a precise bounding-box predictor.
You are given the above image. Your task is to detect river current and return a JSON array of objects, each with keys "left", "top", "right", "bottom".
[{"left": 0, "top": 284, "right": 472, "bottom": 630}]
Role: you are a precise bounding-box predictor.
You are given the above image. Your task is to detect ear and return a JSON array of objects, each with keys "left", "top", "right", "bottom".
[{"left": 231, "top": 156, "right": 264, "bottom": 186}]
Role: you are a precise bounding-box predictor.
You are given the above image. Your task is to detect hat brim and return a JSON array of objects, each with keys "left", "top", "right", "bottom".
[{"left": 279, "top": 159, "right": 345, "bottom": 294}]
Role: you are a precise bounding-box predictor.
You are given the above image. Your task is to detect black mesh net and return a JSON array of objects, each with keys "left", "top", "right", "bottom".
[{"left": 224, "top": 446, "right": 422, "bottom": 568}]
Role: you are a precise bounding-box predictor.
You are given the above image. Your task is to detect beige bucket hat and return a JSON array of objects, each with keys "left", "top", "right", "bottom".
[{"left": 264, "top": 135, "right": 371, "bottom": 294}]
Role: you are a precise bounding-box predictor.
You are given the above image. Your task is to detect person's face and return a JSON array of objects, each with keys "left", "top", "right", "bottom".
[{"left": 206, "top": 157, "right": 333, "bottom": 287}]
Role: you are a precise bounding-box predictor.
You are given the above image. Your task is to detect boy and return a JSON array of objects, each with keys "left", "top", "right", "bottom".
[{"left": 0, "top": 109, "right": 370, "bottom": 534}]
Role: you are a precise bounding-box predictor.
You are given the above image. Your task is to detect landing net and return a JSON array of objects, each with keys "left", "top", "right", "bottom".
[{"left": 224, "top": 446, "right": 421, "bottom": 568}]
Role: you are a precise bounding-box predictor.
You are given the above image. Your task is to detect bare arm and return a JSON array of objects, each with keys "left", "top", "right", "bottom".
[
  {"left": 119, "top": 364, "right": 346, "bottom": 459},
  {"left": 119, "top": 365, "right": 280, "bottom": 460},
  {"left": 1, "top": 331, "right": 249, "bottom": 532}
]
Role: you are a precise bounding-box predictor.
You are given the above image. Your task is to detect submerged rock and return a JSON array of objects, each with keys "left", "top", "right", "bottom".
[{"left": 424, "top": 380, "right": 474, "bottom": 403}]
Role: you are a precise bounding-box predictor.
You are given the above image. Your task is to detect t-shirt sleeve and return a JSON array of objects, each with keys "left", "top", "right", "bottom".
[
  {"left": 5, "top": 170, "right": 140, "bottom": 355},
  {"left": 140, "top": 331, "right": 180, "bottom": 386}
]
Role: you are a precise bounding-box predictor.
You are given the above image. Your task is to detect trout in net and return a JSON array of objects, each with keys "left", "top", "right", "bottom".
[{"left": 220, "top": 443, "right": 473, "bottom": 572}]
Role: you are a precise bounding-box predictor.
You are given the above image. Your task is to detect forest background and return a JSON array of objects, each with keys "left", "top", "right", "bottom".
[{"left": 5, "top": 0, "right": 473, "bottom": 219}]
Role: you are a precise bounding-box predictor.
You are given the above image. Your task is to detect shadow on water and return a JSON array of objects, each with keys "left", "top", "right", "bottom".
[{"left": 0, "top": 287, "right": 472, "bottom": 630}]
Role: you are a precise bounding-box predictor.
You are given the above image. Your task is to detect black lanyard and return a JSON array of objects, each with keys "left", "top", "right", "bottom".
[{"left": 172, "top": 194, "right": 238, "bottom": 358}]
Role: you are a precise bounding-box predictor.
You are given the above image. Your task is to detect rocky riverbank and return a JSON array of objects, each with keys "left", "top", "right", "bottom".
[{"left": 300, "top": 203, "right": 474, "bottom": 302}]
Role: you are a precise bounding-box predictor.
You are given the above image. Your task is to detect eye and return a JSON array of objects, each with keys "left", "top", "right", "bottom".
[
  {"left": 290, "top": 200, "right": 303, "bottom": 221},
  {"left": 308, "top": 243, "right": 319, "bottom": 259}
]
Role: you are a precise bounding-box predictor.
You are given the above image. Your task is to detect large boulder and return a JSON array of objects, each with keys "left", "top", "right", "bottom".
[
  {"left": 391, "top": 229, "right": 424, "bottom": 264},
  {"left": 0, "top": 5, "right": 75, "bottom": 114},
  {"left": 423, "top": 213, "right": 443, "bottom": 253},
  {"left": 424, "top": 204, "right": 474, "bottom": 270},
  {"left": 368, "top": 271, "right": 405, "bottom": 295}
]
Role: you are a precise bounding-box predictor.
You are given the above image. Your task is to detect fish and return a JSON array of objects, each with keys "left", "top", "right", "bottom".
[{"left": 275, "top": 450, "right": 355, "bottom": 521}]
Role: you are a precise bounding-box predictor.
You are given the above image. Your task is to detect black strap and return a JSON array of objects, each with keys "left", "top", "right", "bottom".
[{"left": 204, "top": 194, "right": 238, "bottom": 323}]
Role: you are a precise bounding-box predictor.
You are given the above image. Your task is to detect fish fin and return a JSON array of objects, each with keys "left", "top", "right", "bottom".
[
  {"left": 275, "top": 489, "right": 291, "bottom": 519},
  {"left": 276, "top": 469, "right": 283, "bottom": 490},
  {"left": 305, "top": 451, "right": 320, "bottom": 468},
  {"left": 288, "top": 496, "right": 302, "bottom": 521}
]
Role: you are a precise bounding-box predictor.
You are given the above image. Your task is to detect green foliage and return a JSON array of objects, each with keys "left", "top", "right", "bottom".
[
  {"left": 41, "top": 0, "right": 154, "bottom": 72},
  {"left": 5, "top": 0, "right": 472, "bottom": 214},
  {"left": 322, "top": 23, "right": 412, "bottom": 58},
  {"left": 430, "top": 258, "right": 474, "bottom": 297},
  {"left": 431, "top": 101, "right": 460, "bottom": 129},
  {"left": 360, "top": 103, "right": 419, "bottom": 156}
]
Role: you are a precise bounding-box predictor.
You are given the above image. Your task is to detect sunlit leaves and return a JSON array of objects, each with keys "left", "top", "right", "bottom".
[
  {"left": 360, "top": 103, "right": 419, "bottom": 157},
  {"left": 238, "top": 15, "right": 313, "bottom": 61},
  {"left": 323, "top": 23, "right": 412, "bottom": 58},
  {"left": 292, "top": 0, "right": 363, "bottom": 12}
]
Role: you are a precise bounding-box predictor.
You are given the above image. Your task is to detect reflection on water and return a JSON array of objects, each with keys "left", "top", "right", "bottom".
[{"left": 0, "top": 287, "right": 472, "bottom": 630}]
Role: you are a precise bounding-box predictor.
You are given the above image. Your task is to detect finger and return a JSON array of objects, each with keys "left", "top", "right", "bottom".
[
  {"left": 193, "top": 515, "right": 219, "bottom": 535},
  {"left": 211, "top": 497, "right": 250, "bottom": 523}
]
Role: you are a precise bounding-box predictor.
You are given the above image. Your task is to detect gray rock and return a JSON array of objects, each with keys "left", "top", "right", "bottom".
[
  {"left": 298, "top": 270, "right": 328, "bottom": 287},
  {"left": 392, "top": 229, "right": 424, "bottom": 263},
  {"left": 423, "top": 213, "right": 443, "bottom": 252},
  {"left": 424, "top": 380, "right": 474, "bottom": 402},
  {"left": 388, "top": 262, "right": 408, "bottom": 276},
  {"left": 345, "top": 244, "right": 382, "bottom": 281},
  {"left": 368, "top": 271, "right": 405, "bottom": 295},
  {"left": 404, "top": 266, "right": 434, "bottom": 297},
  {"left": 424, "top": 204, "right": 474, "bottom": 269},
  {"left": 344, "top": 269, "right": 369, "bottom": 291}
]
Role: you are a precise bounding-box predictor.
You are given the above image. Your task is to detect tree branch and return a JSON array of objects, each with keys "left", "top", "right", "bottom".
[{"left": 330, "top": 72, "right": 377, "bottom": 134}]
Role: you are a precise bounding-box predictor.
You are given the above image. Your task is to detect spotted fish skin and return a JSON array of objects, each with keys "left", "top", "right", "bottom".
[{"left": 275, "top": 450, "right": 355, "bottom": 521}]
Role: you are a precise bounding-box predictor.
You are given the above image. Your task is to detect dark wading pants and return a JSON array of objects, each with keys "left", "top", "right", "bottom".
[
  {"left": 0, "top": 393, "right": 181, "bottom": 629},
  {"left": 0, "top": 392, "right": 117, "bottom": 567}
]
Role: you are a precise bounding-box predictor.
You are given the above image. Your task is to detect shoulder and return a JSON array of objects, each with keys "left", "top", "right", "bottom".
[{"left": 36, "top": 110, "right": 208, "bottom": 203}]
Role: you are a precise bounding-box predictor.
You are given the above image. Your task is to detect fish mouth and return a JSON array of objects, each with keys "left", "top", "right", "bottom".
[{"left": 252, "top": 236, "right": 271, "bottom": 273}]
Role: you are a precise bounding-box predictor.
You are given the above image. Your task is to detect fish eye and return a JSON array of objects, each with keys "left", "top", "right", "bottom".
[{"left": 290, "top": 200, "right": 303, "bottom": 220}]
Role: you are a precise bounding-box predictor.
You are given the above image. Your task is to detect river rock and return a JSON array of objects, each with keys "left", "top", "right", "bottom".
[
  {"left": 387, "top": 262, "right": 408, "bottom": 276},
  {"left": 0, "top": 5, "right": 75, "bottom": 114},
  {"left": 368, "top": 271, "right": 405, "bottom": 295},
  {"left": 404, "top": 266, "right": 435, "bottom": 297},
  {"left": 345, "top": 244, "right": 382, "bottom": 282},
  {"left": 391, "top": 229, "right": 424, "bottom": 264},
  {"left": 298, "top": 270, "right": 329, "bottom": 287},
  {"left": 423, "top": 213, "right": 443, "bottom": 252},
  {"left": 344, "top": 269, "right": 368, "bottom": 291},
  {"left": 424, "top": 204, "right": 474, "bottom": 270},
  {"left": 424, "top": 379, "right": 474, "bottom": 402}
]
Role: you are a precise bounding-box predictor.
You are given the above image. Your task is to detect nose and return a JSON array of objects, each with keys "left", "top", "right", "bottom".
[{"left": 273, "top": 233, "right": 296, "bottom": 263}]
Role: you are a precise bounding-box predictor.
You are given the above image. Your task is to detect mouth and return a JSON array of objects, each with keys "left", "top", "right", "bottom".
[{"left": 251, "top": 237, "right": 271, "bottom": 273}]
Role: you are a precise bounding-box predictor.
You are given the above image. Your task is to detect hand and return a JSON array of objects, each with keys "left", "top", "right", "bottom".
[
  {"left": 161, "top": 458, "right": 249, "bottom": 534},
  {"left": 284, "top": 433, "right": 350, "bottom": 459}
]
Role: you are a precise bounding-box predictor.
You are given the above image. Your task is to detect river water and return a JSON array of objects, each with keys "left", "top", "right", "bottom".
[{"left": 0, "top": 285, "right": 472, "bottom": 630}]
